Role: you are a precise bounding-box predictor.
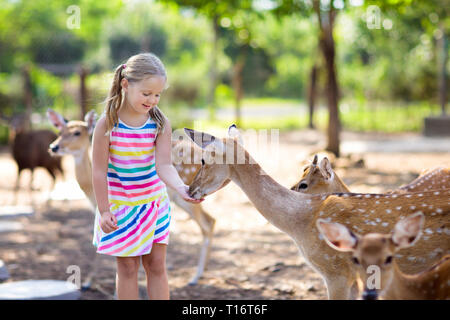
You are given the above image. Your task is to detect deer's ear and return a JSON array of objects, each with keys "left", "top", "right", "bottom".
[
  {"left": 316, "top": 219, "right": 358, "bottom": 252},
  {"left": 184, "top": 128, "right": 224, "bottom": 152},
  {"left": 85, "top": 110, "right": 97, "bottom": 135},
  {"left": 47, "top": 108, "right": 67, "bottom": 130},
  {"left": 392, "top": 212, "right": 424, "bottom": 249},
  {"left": 228, "top": 124, "right": 243, "bottom": 145},
  {"left": 319, "top": 157, "right": 334, "bottom": 180}
]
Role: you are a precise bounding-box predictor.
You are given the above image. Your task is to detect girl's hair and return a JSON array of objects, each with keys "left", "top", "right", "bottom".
[{"left": 104, "top": 53, "right": 167, "bottom": 135}]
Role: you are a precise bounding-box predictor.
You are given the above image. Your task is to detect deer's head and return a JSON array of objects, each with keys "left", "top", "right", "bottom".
[
  {"left": 47, "top": 108, "right": 97, "bottom": 157},
  {"left": 291, "top": 156, "right": 344, "bottom": 193},
  {"left": 184, "top": 125, "right": 244, "bottom": 199},
  {"left": 316, "top": 212, "right": 424, "bottom": 300}
]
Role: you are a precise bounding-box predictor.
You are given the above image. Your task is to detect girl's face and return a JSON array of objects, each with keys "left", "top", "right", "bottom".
[{"left": 122, "top": 76, "right": 166, "bottom": 115}]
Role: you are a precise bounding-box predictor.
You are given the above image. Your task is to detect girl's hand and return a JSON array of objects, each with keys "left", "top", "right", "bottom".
[
  {"left": 100, "top": 211, "right": 119, "bottom": 233},
  {"left": 175, "top": 185, "right": 204, "bottom": 203}
]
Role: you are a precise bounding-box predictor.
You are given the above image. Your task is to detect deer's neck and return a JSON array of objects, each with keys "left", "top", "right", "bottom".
[
  {"left": 73, "top": 147, "right": 95, "bottom": 207},
  {"left": 382, "top": 262, "right": 422, "bottom": 300},
  {"left": 228, "top": 152, "right": 315, "bottom": 236},
  {"left": 332, "top": 174, "right": 351, "bottom": 193}
]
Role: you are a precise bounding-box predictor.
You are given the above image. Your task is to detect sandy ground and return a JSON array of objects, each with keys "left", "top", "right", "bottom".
[{"left": 0, "top": 129, "right": 449, "bottom": 300}]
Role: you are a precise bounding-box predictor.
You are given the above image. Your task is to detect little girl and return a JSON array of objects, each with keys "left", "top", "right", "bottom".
[{"left": 91, "top": 52, "right": 202, "bottom": 300}]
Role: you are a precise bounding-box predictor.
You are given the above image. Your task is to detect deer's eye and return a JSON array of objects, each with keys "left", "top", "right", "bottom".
[
  {"left": 74, "top": 131, "right": 81, "bottom": 136},
  {"left": 201, "top": 159, "right": 205, "bottom": 166},
  {"left": 384, "top": 256, "right": 393, "bottom": 265},
  {"left": 352, "top": 257, "right": 360, "bottom": 265},
  {"left": 299, "top": 183, "right": 308, "bottom": 189}
]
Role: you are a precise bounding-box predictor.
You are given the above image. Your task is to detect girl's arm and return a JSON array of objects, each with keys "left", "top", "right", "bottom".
[
  {"left": 155, "top": 117, "right": 203, "bottom": 203},
  {"left": 92, "top": 116, "right": 118, "bottom": 231}
]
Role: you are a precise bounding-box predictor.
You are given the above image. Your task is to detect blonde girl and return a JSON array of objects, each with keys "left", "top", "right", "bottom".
[{"left": 92, "top": 52, "right": 202, "bottom": 300}]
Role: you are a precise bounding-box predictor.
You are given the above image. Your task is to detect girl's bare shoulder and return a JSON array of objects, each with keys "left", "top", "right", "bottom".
[{"left": 93, "top": 115, "right": 109, "bottom": 137}]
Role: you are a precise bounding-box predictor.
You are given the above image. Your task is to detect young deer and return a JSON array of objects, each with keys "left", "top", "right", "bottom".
[
  {"left": 291, "top": 155, "right": 450, "bottom": 194},
  {"left": 184, "top": 125, "right": 450, "bottom": 299},
  {"left": 317, "top": 212, "right": 450, "bottom": 300},
  {"left": 47, "top": 109, "right": 215, "bottom": 286}
]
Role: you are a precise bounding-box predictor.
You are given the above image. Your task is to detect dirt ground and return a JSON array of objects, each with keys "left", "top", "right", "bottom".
[{"left": 0, "top": 129, "right": 449, "bottom": 300}]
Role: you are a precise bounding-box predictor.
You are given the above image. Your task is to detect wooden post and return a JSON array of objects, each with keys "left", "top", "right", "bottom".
[
  {"left": 438, "top": 26, "right": 447, "bottom": 115},
  {"left": 79, "top": 66, "right": 89, "bottom": 119},
  {"left": 22, "top": 66, "right": 32, "bottom": 131}
]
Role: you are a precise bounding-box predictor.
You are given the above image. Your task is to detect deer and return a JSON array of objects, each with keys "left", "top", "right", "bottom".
[
  {"left": 291, "top": 155, "right": 450, "bottom": 194},
  {"left": 317, "top": 212, "right": 450, "bottom": 299},
  {"left": 46, "top": 108, "right": 216, "bottom": 286},
  {"left": 183, "top": 125, "right": 450, "bottom": 299},
  {"left": 0, "top": 113, "right": 64, "bottom": 203}
]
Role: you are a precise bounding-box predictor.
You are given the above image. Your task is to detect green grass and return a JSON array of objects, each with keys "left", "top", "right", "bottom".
[
  {"left": 339, "top": 101, "right": 442, "bottom": 132},
  {"left": 169, "top": 99, "right": 442, "bottom": 133}
]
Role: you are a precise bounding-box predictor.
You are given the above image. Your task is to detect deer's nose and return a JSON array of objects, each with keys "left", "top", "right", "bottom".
[{"left": 362, "top": 289, "right": 378, "bottom": 300}]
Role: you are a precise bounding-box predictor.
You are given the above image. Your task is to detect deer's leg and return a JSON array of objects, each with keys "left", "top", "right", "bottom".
[
  {"left": 324, "top": 275, "right": 356, "bottom": 300},
  {"left": 170, "top": 191, "right": 215, "bottom": 285},
  {"left": 13, "top": 168, "right": 21, "bottom": 205},
  {"left": 189, "top": 205, "right": 215, "bottom": 286}
]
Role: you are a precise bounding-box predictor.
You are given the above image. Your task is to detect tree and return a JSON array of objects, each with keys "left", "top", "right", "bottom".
[{"left": 159, "top": 0, "right": 253, "bottom": 121}]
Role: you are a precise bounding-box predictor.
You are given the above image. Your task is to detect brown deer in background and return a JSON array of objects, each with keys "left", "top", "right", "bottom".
[{"left": 0, "top": 113, "right": 64, "bottom": 201}]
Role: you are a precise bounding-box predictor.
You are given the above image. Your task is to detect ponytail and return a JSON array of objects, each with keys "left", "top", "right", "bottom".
[
  {"left": 104, "top": 65, "right": 126, "bottom": 134},
  {"left": 149, "top": 105, "right": 166, "bottom": 135}
]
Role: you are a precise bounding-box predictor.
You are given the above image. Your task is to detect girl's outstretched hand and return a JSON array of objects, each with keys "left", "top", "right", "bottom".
[
  {"left": 100, "top": 211, "right": 119, "bottom": 233},
  {"left": 176, "top": 185, "right": 204, "bottom": 203}
]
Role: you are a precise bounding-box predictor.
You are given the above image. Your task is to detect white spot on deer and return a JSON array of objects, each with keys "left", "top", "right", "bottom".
[
  {"left": 391, "top": 194, "right": 398, "bottom": 198},
  {"left": 418, "top": 193, "right": 423, "bottom": 197},
  {"left": 382, "top": 222, "right": 389, "bottom": 227},
  {"left": 375, "top": 201, "right": 380, "bottom": 205},
  {"left": 436, "top": 228, "right": 443, "bottom": 234},
  {"left": 365, "top": 194, "right": 371, "bottom": 199},
  {"left": 410, "top": 205, "right": 416, "bottom": 210},
  {"left": 407, "top": 256, "right": 416, "bottom": 262},
  {"left": 406, "top": 195, "right": 412, "bottom": 198},
  {"left": 433, "top": 191, "right": 440, "bottom": 195},
  {"left": 386, "top": 209, "right": 392, "bottom": 214},
  {"left": 436, "top": 208, "right": 443, "bottom": 214},
  {"left": 358, "top": 209, "right": 365, "bottom": 213},
  {"left": 396, "top": 206, "right": 402, "bottom": 210},
  {"left": 424, "top": 228, "right": 433, "bottom": 235},
  {"left": 375, "top": 218, "right": 381, "bottom": 223}
]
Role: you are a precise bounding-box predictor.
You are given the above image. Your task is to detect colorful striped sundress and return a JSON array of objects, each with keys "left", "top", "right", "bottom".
[{"left": 93, "top": 116, "right": 171, "bottom": 257}]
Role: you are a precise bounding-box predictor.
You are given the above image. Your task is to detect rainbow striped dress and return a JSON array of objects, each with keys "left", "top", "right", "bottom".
[{"left": 93, "top": 116, "right": 171, "bottom": 257}]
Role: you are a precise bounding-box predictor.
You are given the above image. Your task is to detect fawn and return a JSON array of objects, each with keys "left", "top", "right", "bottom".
[{"left": 317, "top": 212, "right": 449, "bottom": 299}]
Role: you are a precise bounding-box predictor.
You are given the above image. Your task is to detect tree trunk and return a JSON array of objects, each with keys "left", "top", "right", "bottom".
[
  {"left": 438, "top": 26, "right": 447, "bottom": 115},
  {"left": 232, "top": 46, "right": 248, "bottom": 128},
  {"left": 22, "top": 66, "right": 32, "bottom": 131},
  {"left": 207, "top": 16, "right": 220, "bottom": 121},
  {"left": 308, "top": 64, "right": 318, "bottom": 129},
  {"left": 315, "top": 1, "right": 340, "bottom": 157},
  {"left": 79, "top": 66, "right": 89, "bottom": 119}
]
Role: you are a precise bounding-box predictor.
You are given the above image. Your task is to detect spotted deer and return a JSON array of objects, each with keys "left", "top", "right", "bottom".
[
  {"left": 184, "top": 125, "right": 450, "bottom": 299},
  {"left": 317, "top": 212, "right": 450, "bottom": 300},
  {"left": 291, "top": 155, "right": 450, "bottom": 194},
  {"left": 47, "top": 108, "right": 215, "bottom": 286}
]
